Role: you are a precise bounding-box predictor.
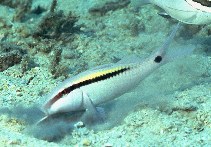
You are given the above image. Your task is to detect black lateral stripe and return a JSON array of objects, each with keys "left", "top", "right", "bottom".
[
  {"left": 48, "top": 67, "right": 130, "bottom": 106},
  {"left": 192, "top": 0, "right": 211, "bottom": 7}
]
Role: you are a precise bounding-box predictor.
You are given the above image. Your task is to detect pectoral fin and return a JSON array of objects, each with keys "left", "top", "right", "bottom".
[
  {"left": 36, "top": 115, "right": 49, "bottom": 125},
  {"left": 81, "top": 91, "right": 105, "bottom": 123}
]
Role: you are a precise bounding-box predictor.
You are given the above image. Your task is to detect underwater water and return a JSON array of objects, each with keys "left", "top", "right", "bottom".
[{"left": 0, "top": 0, "right": 210, "bottom": 146}]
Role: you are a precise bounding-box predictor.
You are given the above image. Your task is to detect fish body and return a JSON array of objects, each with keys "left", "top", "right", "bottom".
[
  {"left": 44, "top": 55, "right": 163, "bottom": 116},
  {"left": 40, "top": 23, "right": 181, "bottom": 123},
  {"left": 132, "top": 0, "right": 211, "bottom": 24}
]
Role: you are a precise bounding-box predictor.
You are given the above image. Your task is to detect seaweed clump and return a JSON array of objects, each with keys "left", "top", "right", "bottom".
[
  {"left": 33, "top": 11, "right": 79, "bottom": 41},
  {"left": 89, "top": 0, "right": 130, "bottom": 16},
  {"left": 13, "top": 0, "right": 33, "bottom": 22},
  {"left": 0, "top": 0, "right": 21, "bottom": 8},
  {"left": 0, "top": 43, "right": 26, "bottom": 72},
  {"left": 33, "top": 0, "right": 80, "bottom": 42},
  {"left": 49, "top": 47, "right": 68, "bottom": 79},
  {"left": 0, "top": 0, "right": 33, "bottom": 22},
  {"left": 31, "top": 0, "right": 80, "bottom": 78}
]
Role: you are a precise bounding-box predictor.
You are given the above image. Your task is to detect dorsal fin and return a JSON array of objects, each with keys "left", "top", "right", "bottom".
[{"left": 117, "top": 55, "right": 142, "bottom": 64}]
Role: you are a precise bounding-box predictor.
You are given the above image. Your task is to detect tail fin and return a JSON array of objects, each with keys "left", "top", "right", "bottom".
[
  {"left": 150, "top": 22, "right": 180, "bottom": 62},
  {"left": 162, "top": 22, "right": 195, "bottom": 62},
  {"left": 159, "top": 22, "right": 181, "bottom": 57}
]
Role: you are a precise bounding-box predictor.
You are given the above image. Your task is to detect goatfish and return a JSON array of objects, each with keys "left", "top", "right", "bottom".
[
  {"left": 131, "top": 0, "right": 211, "bottom": 25},
  {"left": 37, "top": 23, "right": 192, "bottom": 124}
]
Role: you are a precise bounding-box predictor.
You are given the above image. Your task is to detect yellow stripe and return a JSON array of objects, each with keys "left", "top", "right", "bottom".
[{"left": 74, "top": 67, "right": 122, "bottom": 84}]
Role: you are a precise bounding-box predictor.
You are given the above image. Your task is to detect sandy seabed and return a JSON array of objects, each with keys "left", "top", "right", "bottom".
[{"left": 0, "top": 0, "right": 210, "bottom": 146}]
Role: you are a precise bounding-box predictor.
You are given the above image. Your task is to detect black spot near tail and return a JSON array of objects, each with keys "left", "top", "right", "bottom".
[{"left": 154, "top": 55, "right": 162, "bottom": 63}]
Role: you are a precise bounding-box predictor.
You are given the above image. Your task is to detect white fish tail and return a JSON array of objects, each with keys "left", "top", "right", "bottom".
[
  {"left": 161, "top": 22, "right": 195, "bottom": 62},
  {"left": 159, "top": 22, "right": 181, "bottom": 57},
  {"left": 149, "top": 22, "right": 180, "bottom": 63}
]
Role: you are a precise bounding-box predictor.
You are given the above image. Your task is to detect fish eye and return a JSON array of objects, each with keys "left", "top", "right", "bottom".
[{"left": 154, "top": 55, "right": 162, "bottom": 63}]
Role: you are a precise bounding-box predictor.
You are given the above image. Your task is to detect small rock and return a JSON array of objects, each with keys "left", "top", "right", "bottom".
[
  {"left": 116, "top": 134, "right": 122, "bottom": 138},
  {"left": 16, "top": 91, "right": 23, "bottom": 96},
  {"left": 8, "top": 139, "right": 21, "bottom": 145},
  {"left": 74, "top": 121, "right": 85, "bottom": 128},
  {"left": 82, "top": 130, "right": 89, "bottom": 136},
  {"left": 104, "top": 143, "right": 113, "bottom": 147},
  {"left": 82, "top": 138, "right": 91, "bottom": 146}
]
